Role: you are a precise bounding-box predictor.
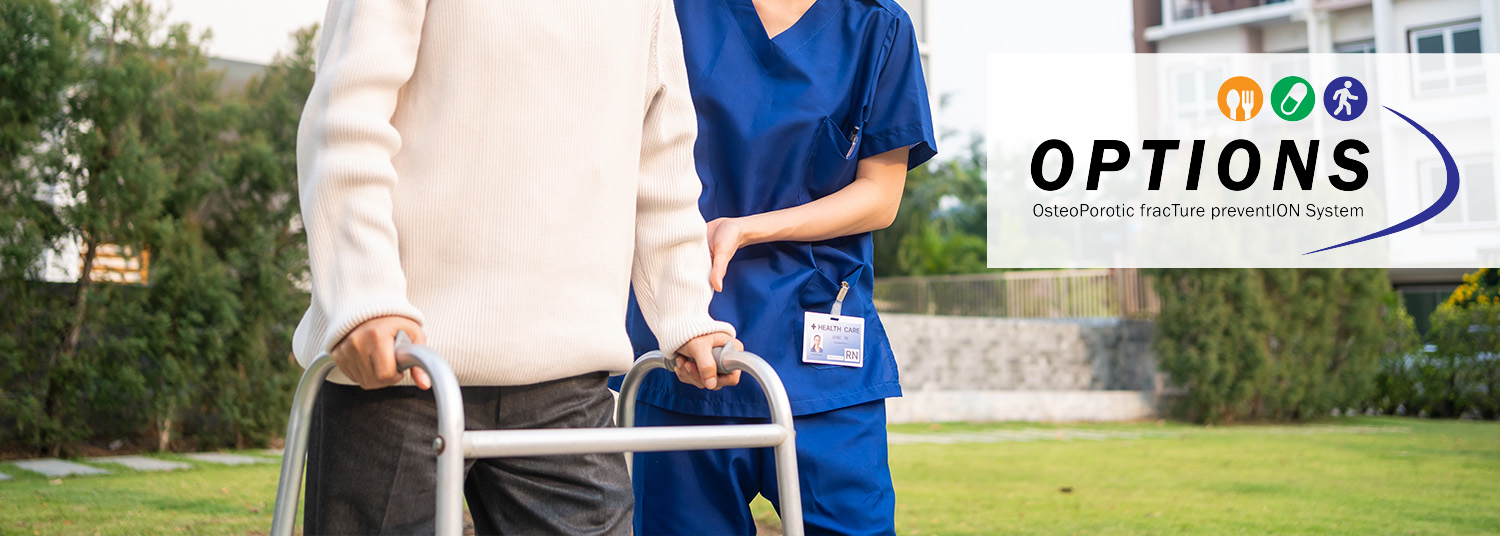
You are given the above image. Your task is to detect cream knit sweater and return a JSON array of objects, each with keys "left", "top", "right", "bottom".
[{"left": 291, "top": 0, "right": 733, "bottom": 386}]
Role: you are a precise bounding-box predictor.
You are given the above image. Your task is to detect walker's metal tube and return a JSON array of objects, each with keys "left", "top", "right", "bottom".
[
  {"left": 269, "top": 345, "right": 465, "bottom": 536},
  {"left": 279, "top": 346, "right": 801, "bottom": 536},
  {"left": 615, "top": 351, "right": 671, "bottom": 429},
  {"left": 394, "top": 345, "right": 465, "bottom": 536},
  {"left": 269, "top": 354, "right": 337, "bottom": 536},
  {"left": 723, "top": 349, "right": 803, "bottom": 536},
  {"left": 614, "top": 349, "right": 803, "bottom": 536},
  {"left": 464, "top": 424, "right": 786, "bottom": 457}
]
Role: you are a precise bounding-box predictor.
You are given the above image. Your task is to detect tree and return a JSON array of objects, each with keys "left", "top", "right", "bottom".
[
  {"left": 1, "top": 0, "right": 317, "bottom": 454},
  {"left": 1151, "top": 269, "right": 1409, "bottom": 423},
  {"left": 1256, "top": 269, "right": 1393, "bottom": 420},
  {"left": 51, "top": 0, "right": 235, "bottom": 454},
  {"left": 874, "top": 137, "right": 987, "bottom": 277},
  {"left": 196, "top": 26, "right": 315, "bottom": 447},
  {"left": 1151, "top": 269, "right": 1272, "bottom": 423},
  {"left": 0, "top": 0, "right": 87, "bottom": 451}
]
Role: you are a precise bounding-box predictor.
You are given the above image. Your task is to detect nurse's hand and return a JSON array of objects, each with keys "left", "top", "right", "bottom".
[
  {"left": 674, "top": 332, "right": 743, "bottom": 390},
  {"left": 706, "top": 217, "right": 745, "bottom": 292}
]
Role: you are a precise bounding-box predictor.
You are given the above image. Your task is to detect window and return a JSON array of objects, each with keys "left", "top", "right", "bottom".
[
  {"left": 1410, "top": 21, "right": 1486, "bottom": 95},
  {"left": 1400, "top": 286, "right": 1456, "bottom": 335},
  {"left": 1421, "top": 156, "right": 1496, "bottom": 229},
  {"left": 1334, "top": 39, "right": 1376, "bottom": 53},
  {"left": 1172, "top": 0, "right": 1209, "bottom": 22},
  {"left": 1171, "top": 64, "right": 1226, "bottom": 122}
]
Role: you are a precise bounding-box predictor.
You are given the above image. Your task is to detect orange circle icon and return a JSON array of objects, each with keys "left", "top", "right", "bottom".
[{"left": 1217, "top": 76, "right": 1264, "bottom": 121}]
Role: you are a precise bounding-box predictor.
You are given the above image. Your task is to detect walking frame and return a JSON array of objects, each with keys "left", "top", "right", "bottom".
[{"left": 270, "top": 341, "right": 803, "bottom": 536}]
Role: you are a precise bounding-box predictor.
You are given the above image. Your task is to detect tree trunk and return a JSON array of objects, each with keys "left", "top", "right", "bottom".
[
  {"left": 42, "top": 238, "right": 98, "bottom": 456},
  {"left": 157, "top": 404, "right": 174, "bottom": 452}
]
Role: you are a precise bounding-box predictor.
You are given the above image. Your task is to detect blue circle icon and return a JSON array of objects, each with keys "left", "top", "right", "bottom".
[{"left": 1323, "top": 77, "right": 1368, "bottom": 121}]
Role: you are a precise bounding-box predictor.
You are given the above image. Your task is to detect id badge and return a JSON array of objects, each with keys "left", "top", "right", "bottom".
[{"left": 802, "top": 312, "right": 864, "bottom": 367}]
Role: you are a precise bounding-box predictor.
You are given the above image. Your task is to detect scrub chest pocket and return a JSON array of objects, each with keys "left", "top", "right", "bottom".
[{"left": 805, "top": 116, "right": 864, "bottom": 199}]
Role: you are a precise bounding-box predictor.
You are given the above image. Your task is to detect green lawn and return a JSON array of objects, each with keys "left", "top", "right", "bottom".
[
  {"left": 3, "top": 417, "right": 1498, "bottom": 535},
  {"left": 880, "top": 417, "right": 1500, "bottom": 535},
  {"left": 0, "top": 453, "right": 282, "bottom": 535}
]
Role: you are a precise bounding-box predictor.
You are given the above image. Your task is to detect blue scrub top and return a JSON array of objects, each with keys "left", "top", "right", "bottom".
[{"left": 624, "top": 0, "right": 937, "bottom": 418}]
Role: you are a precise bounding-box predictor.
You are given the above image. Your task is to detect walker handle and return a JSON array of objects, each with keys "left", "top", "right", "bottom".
[
  {"left": 656, "top": 344, "right": 732, "bottom": 376},
  {"left": 711, "top": 345, "right": 730, "bottom": 376}
]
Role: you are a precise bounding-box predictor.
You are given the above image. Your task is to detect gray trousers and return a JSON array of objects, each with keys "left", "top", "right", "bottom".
[{"left": 303, "top": 372, "right": 632, "bottom": 535}]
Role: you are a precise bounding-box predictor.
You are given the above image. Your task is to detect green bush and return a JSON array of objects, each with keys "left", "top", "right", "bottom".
[
  {"left": 1373, "top": 270, "right": 1500, "bottom": 419},
  {"left": 1149, "top": 269, "right": 1413, "bottom": 423}
]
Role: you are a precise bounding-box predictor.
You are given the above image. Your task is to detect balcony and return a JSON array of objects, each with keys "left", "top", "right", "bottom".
[
  {"left": 1146, "top": 0, "right": 1303, "bottom": 42},
  {"left": 1170, "top": 0, "right": 1291, "bottom": 22}
]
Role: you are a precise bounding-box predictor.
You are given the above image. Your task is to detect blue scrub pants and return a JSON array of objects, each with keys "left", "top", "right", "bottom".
[{"left": 631, "top": 399, "right": 895, "bottom": 536}]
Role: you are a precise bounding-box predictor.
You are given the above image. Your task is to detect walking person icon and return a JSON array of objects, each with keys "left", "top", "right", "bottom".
[
  {"left": 1323, "top": 76, "right": 1368, "bottom": 121},
  {"left": 1331, "top": 81, "right": 1358, "bottom": 116}
]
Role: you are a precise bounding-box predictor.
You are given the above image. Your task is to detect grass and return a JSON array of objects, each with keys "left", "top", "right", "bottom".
[
  {"left": 0, "top": 452, "right": 281, "bottom": 535},
  {"left": 881, "top": 417, "right": 1500, "bottom": 535},
  {"left": 3, "top": 417, "right": 1498, "bottom": 535}
]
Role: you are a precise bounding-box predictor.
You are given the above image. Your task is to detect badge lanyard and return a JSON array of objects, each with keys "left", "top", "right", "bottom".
[
  {"left": 830, "top": 281, "right": 849, "bottom": 317},
  {"left": 803, "top": 281, "right": 864, "bottom": 368}
]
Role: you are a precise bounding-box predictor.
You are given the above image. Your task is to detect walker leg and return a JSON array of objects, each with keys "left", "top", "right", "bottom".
[
  {"left": 616, "top": 350, "right": 803, "bottom": 536},
  {"left": 720, "top": 351, "right": 803, "bottom": 536},
  {"left": 269, "top": 355, "right": 337, "bottom": 536},
  {"left": 270, "top": 345, "right": 467, "bottom": 536}
]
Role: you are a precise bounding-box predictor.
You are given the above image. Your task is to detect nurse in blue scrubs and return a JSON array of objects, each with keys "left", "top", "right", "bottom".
[{"left": 623, "top": 0, "right": 936, "bottom": 534}]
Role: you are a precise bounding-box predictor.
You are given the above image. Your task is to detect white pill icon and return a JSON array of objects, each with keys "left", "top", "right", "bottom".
[{"left": 1280, "top": 82, "right": 1309, "bottom": 115}]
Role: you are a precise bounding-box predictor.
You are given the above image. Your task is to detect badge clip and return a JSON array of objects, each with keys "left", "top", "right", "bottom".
[{"left": 830, "top": 280, "right": 850, "bottom": 318}]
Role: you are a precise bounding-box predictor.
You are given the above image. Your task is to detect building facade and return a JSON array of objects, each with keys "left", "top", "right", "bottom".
[
  {"left": 1137, "top": 0, "right": 1498, "bottom": 55},
  {"left": 1134, "top": 0, "right": 1498, "bottom": 330}
]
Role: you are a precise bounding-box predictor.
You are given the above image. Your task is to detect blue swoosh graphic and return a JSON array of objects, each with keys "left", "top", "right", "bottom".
[{"left": 1305, "top": 106, "right": 1460, "bottom": 255}]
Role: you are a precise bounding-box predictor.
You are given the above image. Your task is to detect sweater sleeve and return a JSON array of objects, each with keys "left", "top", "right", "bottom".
[
  {"left": 296, "top": 0, "right": 428, "bottom": 353},
  {"left": 631, "top": 0, "right": 736, "bottom": 357}
]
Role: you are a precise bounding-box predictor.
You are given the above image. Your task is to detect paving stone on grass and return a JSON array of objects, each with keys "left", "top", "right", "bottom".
[
  {"left": 261, "top": 448, "right": 284, "bottom": 457},
  {"left": 89, "top": 455, "right": 191, "bottom": 472},
  {"left": 887, "top": 433, "right": 960, "bottom": 445},
  {"left": 12, "top": 458, "right": 109, "bottom": 477},
  {"left": 183, "top": 452, "right": 273, "bottom": 465},
  {"left": 1054, "top": 429, "right": 1111, "bottom": 441},
  {"left": 941, "top": 432, "right": 1015, "bottom": 443},
  {"left": 975, "top": 430, "right": 1044, "bottom": 442},
  {"left": 0, "top": 471, "right": 11, "bottom": 481}
]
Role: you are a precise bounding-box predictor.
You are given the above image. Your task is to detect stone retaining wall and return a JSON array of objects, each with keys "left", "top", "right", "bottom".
[{"left": 880, "top": 314, "right": 1163, "bottom": 422}]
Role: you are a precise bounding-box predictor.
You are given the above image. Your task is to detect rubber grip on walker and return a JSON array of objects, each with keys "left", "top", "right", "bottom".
[
  {"left": 394, "top": 330, "right": 417, "bottom": 373},
  {"left": 711, "top": 345, "right": 730, "bottom": 376}
]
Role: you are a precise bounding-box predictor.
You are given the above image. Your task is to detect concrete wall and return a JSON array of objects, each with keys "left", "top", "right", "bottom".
[
  {"left": 881, "top": 314, "right": 1163, "bottom": 423},
  {"left": 1263, "top": 20, "right": 1311, "bottom": 52},
  {"left": 1395, "top": 0, "right": 1485, "bottom": 36}
]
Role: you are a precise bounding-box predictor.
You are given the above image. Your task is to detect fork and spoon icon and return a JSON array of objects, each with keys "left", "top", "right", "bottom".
[{"left": 1226, "top": 88, "right": 1256, "bottom": 121}]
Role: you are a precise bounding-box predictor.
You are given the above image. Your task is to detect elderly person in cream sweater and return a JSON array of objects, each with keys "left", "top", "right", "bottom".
[{"left": 289, "top": 1, "right": 737, "bottom": 534}]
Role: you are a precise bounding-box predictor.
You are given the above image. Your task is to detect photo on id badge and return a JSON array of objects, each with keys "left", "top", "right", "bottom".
[{"left": 803, "top": 311, "right": 864, "bottom": 367}]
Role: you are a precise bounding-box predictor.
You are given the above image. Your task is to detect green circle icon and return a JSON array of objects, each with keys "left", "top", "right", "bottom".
[{"left": 1270, "top": 76, "right": 1315, "bottom": 121}]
